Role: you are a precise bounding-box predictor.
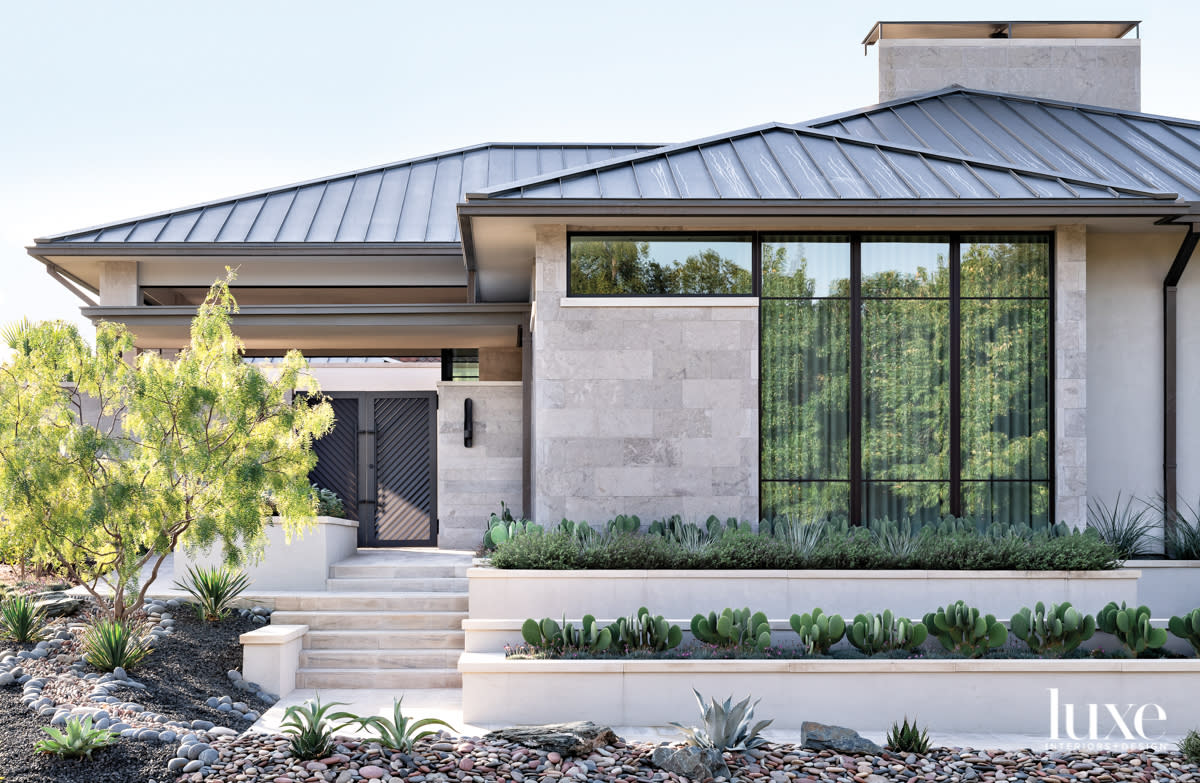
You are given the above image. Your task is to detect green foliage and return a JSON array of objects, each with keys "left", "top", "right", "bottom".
[
  {"left": 1168, "top": 609, "right": 1200, "bottom": 656},
  {"left": 81, "top": 617, "right": 152, "bottom": 672},
  {"left": 280, "top": 694, "right": 358, "bottom": 760},
  {"left": 520, "top": 614, "right": 613, "bottom": 654},
  {"left": 1180, "top": 729, "right": 1200, "bottom": 764},
  {"left": 1010, "top": 602, "right": 1096, "bottom": 657},
  {"left": 312, "top": 484, "right": 345, "bottom": 518},
  {"left": 519, "top": 607, "right": 682, "bottom": 654},
  {"left": 1097, "top": 602, "right": 1168, "bottom": 656},
  {"left": 570, "top": 239, "right": 752, "bottom": 296},
  {"left": 870, "top": 518, "right": 921, "bottom": 559},
  {"left": 788, "top": 608, "right": 846, "bottom": 655},
  {"left": 1159, "top": 496, "right": 1200, "bottom": 560},
  {"left": 35, "top": 715, "right": 118, "bottom": 759},
  {"left": 848, "top": 611, "right": 927, "bottom": 655},
  {"left": 483, "top": 517, "right": 543, "bottom": 550},
  {"left": 0, "top": 593, "right": 46, "bottom": 643},
  {"left": 691, "top": 608, "right": 771, "bottom": 651},
  {"left": 1087, "top": 494, "right": 1157, "bottom": 559},
  {"left": 173, "top": 564, "right": 251, "bottom": 622},
  {"left": 489, "top": 530, "right": 582, "bottom": 569},
  {"left": 0, "top": 274, "right": 334, "bottom": 620},
  {"left": 351, "top": 697, "right": 454, "bottom": 752},
  {"left": 669, "top": 689, "right": 773, "bottom": 752},
  {"left": 886, "top": 716, "right": 931, "bottom": 754},
  {"left": 609, "top": 607, "right": 683, "bottom": 652},
  {"left": 923, "top": 601, "right": 1008, "bottom": 657}
]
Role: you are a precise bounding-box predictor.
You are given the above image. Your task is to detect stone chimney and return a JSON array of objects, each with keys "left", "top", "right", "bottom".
[{"left": 866, "top": 21, "right": 1141, "bottom": 111}]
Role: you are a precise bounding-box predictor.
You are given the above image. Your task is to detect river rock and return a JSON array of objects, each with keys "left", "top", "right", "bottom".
[
  {"left": 801, "top": 721, "right": 882, "bottom": 753},
  {"left": 484, "top": 721, "right": 620, "bottom": 757},
  {"left": 32, "top": 593, "right": 85, "bottom": 618},
  {"left": 650, "top": 746, "right": 731, "bottom": 780}
]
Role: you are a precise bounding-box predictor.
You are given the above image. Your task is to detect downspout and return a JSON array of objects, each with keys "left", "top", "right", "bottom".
[{"left": 1164, "top": 225, "right": 1199, "bottom": 536}]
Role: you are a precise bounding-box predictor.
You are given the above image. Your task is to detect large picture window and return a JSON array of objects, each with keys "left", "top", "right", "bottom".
[
  {"left": 761, "top": 233, "right": 1051, "bottom": 528},
  {"left": 568, "top": 234, "right": 753, "bottom": 296}
]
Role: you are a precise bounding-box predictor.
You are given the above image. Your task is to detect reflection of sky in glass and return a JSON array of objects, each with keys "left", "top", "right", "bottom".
[
  {"left": 762, "top": 237, "right": 850, "bottom": 297},
  {"left": 862, "top": 240, "right": 948, "bottom": 287},
  {"left": 637, "top": 238, "right": 752, "bottom": 271}
]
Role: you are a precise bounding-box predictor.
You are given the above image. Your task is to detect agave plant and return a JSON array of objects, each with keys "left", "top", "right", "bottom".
[
  {"left": 36, "top": 715, "right": 119, "bottom": 758},
  {"left": 280, "top": 694, "right": 358, "bottom": 760},
  {"left": 670, "top": 689, "right": 772, "bottom": 751},
  {"left": 1087, "top": 493, "right": 1158, "bottom": 559},
  {"left": 774, "top": 517, "right": 826, "bottom": 558},
  {"left": 81, "top": 617, "right": 152, "bottom": 672},
  {"left": 870, "top": 518, "right": 920, "bottom": 559},
  {"left": 352, "top": 697, "right": 455, "bottom": 752},
  {"left": 886, "top": 716, "right": 931, "bottom": 754},
  {"left": 173, "top": 564, "right": 251, "bottom": 621}
]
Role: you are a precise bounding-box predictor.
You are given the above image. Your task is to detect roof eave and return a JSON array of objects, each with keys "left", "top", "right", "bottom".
[{"left": 28, "top": 241, "right": 465, "bottom": 258}]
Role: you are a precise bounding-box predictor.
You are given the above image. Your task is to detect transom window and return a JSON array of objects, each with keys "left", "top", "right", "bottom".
[{"left": 568, "top": 234, "right": 753, "bottom": 295}]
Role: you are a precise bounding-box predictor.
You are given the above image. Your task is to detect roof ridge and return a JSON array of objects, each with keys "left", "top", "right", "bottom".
[{"left": 37, "top": 141, "right": 663, "bottom": 243}]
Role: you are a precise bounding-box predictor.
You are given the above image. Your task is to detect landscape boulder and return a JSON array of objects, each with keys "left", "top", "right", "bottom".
[
  {"left": 32, "top": 592, "right": 85, "bottom": 618},
  {"left": 651, "top": 746, "right": 731, "bottom": 780},
  {"left": 801, "top": 721, "right": 882, "bottom": 754},
  {"left": 484, "top": 721, "right": 618, "bottom": 757}
]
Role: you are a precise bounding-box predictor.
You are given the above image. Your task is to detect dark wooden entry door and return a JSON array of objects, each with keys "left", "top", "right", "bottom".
[{"left": 310, "top": 392, "right": 438, "bottom": 547}]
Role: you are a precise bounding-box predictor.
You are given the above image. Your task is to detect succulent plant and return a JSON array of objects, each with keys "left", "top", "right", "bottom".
[
  {"left": 1097, "top": 602, "right": 1168, "bottom": 656},
  {"left": 847, "top": 610, "right": 927, "bottom": 655},
  {"left": 691, "top": 608, "right": 771, "bottom": 651},
  {"left": 606, "top": 515, "right": 641, "bottom": 536},
  {"left": 484, "top": 518, "right": 543, "bottom": 549},
  {"left": 923, "top": 601, "right": 1008, "bottom": 658},
  {"left": 1011, "top": 601, "right": 1096, "bottom": 656},
  {"left": 520, "top": 614, "right": 613, "bottom": 653},
  {"left": 1168, "top": 608, "right": 1200, "bottom": 656},
  {"left": 608, "top": 607, "right": 683, "bottom": 652},
  {"left": 886, "top": 716, "right": 932, "bottom": 754},
  {"left": 670, "top": 689, "right": 773, "bottom": 752},
  {"left": 788, "top": 608, "right": 846, "bottom": 655}
]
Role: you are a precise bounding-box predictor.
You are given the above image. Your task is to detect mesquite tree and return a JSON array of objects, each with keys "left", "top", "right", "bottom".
[{"left": 0, "top": 277, "right": 333, "bottom": 619}]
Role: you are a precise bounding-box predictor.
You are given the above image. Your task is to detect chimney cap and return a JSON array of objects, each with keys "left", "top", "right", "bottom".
[{"left": 862, "top": 20, "right": 1140, "bottom": 47}]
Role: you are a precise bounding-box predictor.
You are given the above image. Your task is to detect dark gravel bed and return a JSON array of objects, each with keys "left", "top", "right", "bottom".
[
  {"left": 0, "top": 686, "right": 177, "bottom": 783},
  {"left": 120, "top": 609, "right": 273, "bottom": 728}
]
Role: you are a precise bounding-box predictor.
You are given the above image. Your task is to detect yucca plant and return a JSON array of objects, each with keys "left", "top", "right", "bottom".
[
  {"left": 1087, "top": 493, "right": 1158, "bottom": 559},
  {"left": 81, "top": 617, "right": 152, "bottom": 672},
  {"left": 173, "top": 564, "right": 251, "bottom": 621},
  {"left": 669, "top": 689, "right": 773, "bottom": 751},
  {"left": 775, "top": 517, "right": 826, "bottom": 558},
  {"left": 0, "top": 593, "right": 47, "bottom": 643},
  {"left": 352, "top": 697, "right": 455, "bottom": 752},
  {"left": 280, "top": 694, "right": 358, "bottom": 760},
  {"left": 36, "top": 715, "right": 119, "bottom": 758},
  {"left": 886, "top": 716, "right": 931, "bottom": 754}
]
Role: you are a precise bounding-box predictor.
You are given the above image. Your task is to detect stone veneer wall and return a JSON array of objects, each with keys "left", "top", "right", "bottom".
[
  {"left": 531, "top": 225, "right": 759, "bottom": 524},
  {"left": 1055, "top": 225, "right": 1087, "bottom": 529},
  {"left": 436, "top": 382, "right": 523, "bottom": 549}
]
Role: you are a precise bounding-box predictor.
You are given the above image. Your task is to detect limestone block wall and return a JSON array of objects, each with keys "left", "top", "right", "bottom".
[
  {"left": 531, "top": 225, "right": 759, "bottom": 525},
  {"left": 1055, "top": 225, "right": 1087, "bottom": 529},
  {"left": 878, "top": 39, "right": 1140, "bottom": 111},
  {"left": 437, "top": 381, "right": 523, "bottom": 549}
]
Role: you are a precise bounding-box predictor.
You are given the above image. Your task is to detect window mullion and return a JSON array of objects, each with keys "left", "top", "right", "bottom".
[{"left": 950, "top": 237, "right": 962, "bottom": 518}]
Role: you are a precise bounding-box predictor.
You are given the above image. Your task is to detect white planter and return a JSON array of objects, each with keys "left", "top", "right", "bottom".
[
  {"left": 176, "top": 516, "right": 357, "bottom": 591},
  {"left": 459, "top": 652, "right": 1200, "bottom": 738},
  {"left": 1127, "top": 560, "right": 1200, "bottom": 617},
  {"left": 467, "top": 567, "right": 1139, "bottom": 624}
]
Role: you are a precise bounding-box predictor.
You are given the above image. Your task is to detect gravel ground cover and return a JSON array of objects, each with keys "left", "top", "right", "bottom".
[{"left": 179, "top": 732, "right": 1200, "bottom": 783}]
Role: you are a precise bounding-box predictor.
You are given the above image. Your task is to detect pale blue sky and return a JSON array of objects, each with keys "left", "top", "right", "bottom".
[{"left": 3, "top": 0, "right": 1197, "bottom": 341}]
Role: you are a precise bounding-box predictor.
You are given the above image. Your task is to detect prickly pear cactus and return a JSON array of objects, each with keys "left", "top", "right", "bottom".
[
  {"left": 1010, "top": 601, "right": 1096, "bottom": 656},
  {"left": 691, "top": 607, "right": 771, "bottom": 650},
  {"left": 1168, "top": 608, "right": 1200, "bottom": 656},
  {"left": 923, "top": 601, "right": 1008, "bottom": 658},
  {"left": 1098, "top": 602, "right": 1169, "bottom": 656},
  {"left": 788, "top": 608, "right": 846, "bottom": 655},
  {"left": 847, "top": 610, "right": 928, "bottom": 655}
]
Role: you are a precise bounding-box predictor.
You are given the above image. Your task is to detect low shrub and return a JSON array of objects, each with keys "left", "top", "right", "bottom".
[
  {"left": 488, "top": 530, "right": 580, "bottom": 569},
  {"left": 0, "top": 593, "right": 47, "bottom": 643},
  {"left": 81, "top": 618, "right": 152, "bottom": 672},
  {"left": 886, "top": 716, "right": 932, "bottom": 754},
  {"left": 312, "top": 484, "right": 345, "bottom": 518},
  {"left": 36, "top": 716, "right": 119, "bottom": 758},
  {"left": 173, "top": 564, "right": 251, "bottom": 621}
]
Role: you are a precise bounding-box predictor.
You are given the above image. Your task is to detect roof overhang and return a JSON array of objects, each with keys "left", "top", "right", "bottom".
[
  {"left": 862, "top": 21, "right": 1140, "bottom": 46},
  {"left": 81, "top": 302, "right": 529, "bottom": 353}
]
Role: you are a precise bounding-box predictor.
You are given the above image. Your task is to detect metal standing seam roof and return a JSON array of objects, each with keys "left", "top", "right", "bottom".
[
  {"left": 804, "top": 86, "right": 1200, "bottom": 202},
  {"left": 469, "top": 122, "right": 1176, "bottom": 202},
  {"left": 37, "top": 143, "right": 660, "bottom": 246}
]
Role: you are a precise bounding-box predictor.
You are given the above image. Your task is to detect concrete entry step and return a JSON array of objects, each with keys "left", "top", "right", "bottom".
[
  {"left": 273, "top": 593, "right": 467, "bottom": 612},
  {"left": 304, "top": 629, "right": 465, "bottom": 650},
  {"left": 296, "top": 667, "right": 462, "bottom": 690},
  {"left": 326, "top": 577, "right": 468, "bottom": 593},
  {"left": 272, "top": 610, "right": 467, "bottom": 631},
  {"left": 300, "top": 648, "right": 462, "bottom": 669}
]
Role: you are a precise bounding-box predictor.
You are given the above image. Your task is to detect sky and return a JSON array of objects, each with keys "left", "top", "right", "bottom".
[{"left": 3, "top": 0, "right": 1198, "bottom": 346}]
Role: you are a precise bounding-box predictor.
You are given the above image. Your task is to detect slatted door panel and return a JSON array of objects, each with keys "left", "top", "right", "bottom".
[
  {"left": 371, "top": 394, "right": 437, "bottom": 546},
  {"left": 309, "top": 396, "right": 360, "bottom": 523}
]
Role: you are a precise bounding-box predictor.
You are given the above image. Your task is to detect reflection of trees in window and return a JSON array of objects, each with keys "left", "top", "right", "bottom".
[
  {"left": 569, "top": 237, "right": 752, "bottom": 295},
  {"left": 761, "top": 235, "right": 1050, "bottom": 528}
]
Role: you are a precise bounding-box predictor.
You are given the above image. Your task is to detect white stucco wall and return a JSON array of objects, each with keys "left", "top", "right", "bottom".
[{"left": 1086, "top": 230, "right": 1200, "bottom": 509}]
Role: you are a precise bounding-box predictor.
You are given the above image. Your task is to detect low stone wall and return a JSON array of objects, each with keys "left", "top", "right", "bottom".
[
  {"left": 1125, "top": 560, "right": 1200, "bottom": 617},
  {"left": 459, "top": 652, "right": 1200, "bottom": 737},
  {"left": 175, "top": 516, "right": 357, "bottom": 591}
]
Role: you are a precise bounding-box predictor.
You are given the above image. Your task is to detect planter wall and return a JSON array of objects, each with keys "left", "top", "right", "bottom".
[
  {"left": 467, "top": 567, "right": 1140, "bottom": 625},
  {"left": 175, "top": 516, "right": 357, "bottom": 591},
  {"left": 1125, "top": 560, "right": 1200, "bottom": 617},
  {"left": 459, "top": 652, "right": 1200, "bottom": 736}
]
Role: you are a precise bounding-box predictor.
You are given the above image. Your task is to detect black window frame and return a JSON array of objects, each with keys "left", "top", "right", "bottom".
[{"left": 757, "top": 230, "right": 1056, "bottom": 526}]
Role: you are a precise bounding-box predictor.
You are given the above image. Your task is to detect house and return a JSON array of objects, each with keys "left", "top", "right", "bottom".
[{"left": 27, "top": 20, "right": 1200, "bottom": 552}]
